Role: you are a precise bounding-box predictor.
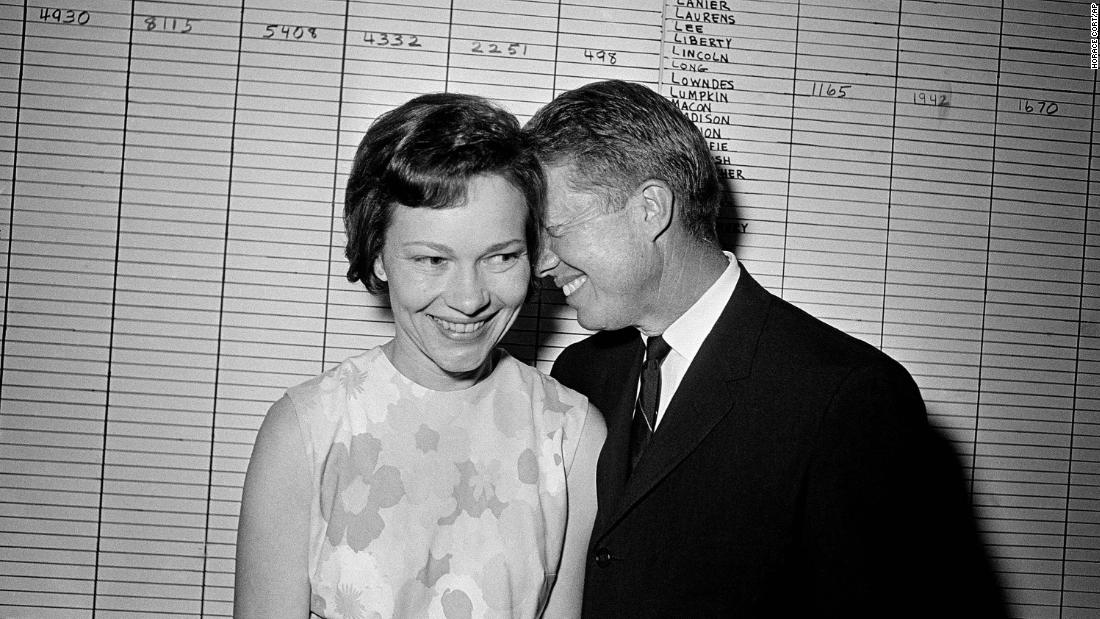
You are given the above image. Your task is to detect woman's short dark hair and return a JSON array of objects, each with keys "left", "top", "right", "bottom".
[
  {"left": 344, "top": 93, "right": 544, "bottom": 293},
  {"left": 524, "top": 80, "right": 720, "bottom": 245}
]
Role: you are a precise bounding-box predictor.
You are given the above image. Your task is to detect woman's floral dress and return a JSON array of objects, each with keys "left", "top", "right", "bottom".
[{"left": 281, "top": 346, "right": 592, "bottom": 619}]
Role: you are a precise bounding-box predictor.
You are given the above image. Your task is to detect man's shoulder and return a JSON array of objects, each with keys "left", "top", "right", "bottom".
[
  {"left": 550, "top": 328, "right": 637, "bottom": 388},
  {"left": 719, "top": 270, "right": 908, "bottom": 380},
  {"left": 560, "top": 328, "right": 638, "bottom": 358},
  {"left": 751, "top": 289, "right": 919, "bottom": 400}
]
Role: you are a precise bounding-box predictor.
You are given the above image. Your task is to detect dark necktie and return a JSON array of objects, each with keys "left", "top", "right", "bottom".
[{"left": 629, "top": 335, "right": 672, "bottom": 473}]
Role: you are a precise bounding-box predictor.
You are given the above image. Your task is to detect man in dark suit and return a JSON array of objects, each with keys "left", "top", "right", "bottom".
[{"left": 525, "top": 80, "right": 1004, "bottom": 617}]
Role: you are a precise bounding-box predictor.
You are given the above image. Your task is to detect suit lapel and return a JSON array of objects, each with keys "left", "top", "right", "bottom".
[{"left": 594, "top": 267, "right": 774, "bottom": 539}]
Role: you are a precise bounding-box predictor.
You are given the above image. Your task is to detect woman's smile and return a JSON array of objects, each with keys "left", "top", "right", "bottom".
[{"left": 428, "top": 314, "right": 491, "bottom": 338}]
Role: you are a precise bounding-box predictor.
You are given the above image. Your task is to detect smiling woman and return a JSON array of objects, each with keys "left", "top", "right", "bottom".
[
  {"left": 375, "top": 175, "right": 530, "bottom": 390},
  {"left": 233, "top": 93, "right": 605, "bottom": 619}
]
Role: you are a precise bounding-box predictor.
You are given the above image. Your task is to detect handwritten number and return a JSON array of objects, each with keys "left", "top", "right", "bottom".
[
  {"left": 363, "top": 32, "right": 419, "bottom": 47},
  {"left": 1019, "top": 99, "right": 1059, "bottom": 116},
  {"left": 809, "top": 82, "right": 850, "bottom": 99},
  {"left": 263, "top": 24, "right": 318, "bottom": 39},
  {"left": 583, "top": 49, "right": 617, "bottom": 64},
  {"left": 471, "top": 40, "right": 526, "bottom": 55},
  {"left": 39, "top": 8, "right": 90, "bottom": 24},
  {"left": 912, "top": 91, "right": 950, "bottom": 107},
  {"left": 143, "top": 16, "right": 194, "bottom": 33}
]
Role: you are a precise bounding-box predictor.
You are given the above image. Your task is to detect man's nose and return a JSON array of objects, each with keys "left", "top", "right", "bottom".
[{"left": 535, "top": 243, "right": 560, "bottom": 278}]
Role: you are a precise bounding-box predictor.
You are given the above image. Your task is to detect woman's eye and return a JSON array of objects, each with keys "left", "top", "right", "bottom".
[
  {"left": 414, "top": 256, "right": 447, "bottom": 267},
  {"left": 485, "top": 252, "right": 523, "bottom": 268}
]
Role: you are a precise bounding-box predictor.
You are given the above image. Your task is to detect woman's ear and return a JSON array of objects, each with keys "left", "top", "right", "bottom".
[{"left": 373, "top": 256, "right": 388, "bottom": 282}]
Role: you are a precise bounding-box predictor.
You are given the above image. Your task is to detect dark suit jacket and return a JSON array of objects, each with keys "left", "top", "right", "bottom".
[{"left": 551, "top": 267, "right": 1004, "bottom": 618}]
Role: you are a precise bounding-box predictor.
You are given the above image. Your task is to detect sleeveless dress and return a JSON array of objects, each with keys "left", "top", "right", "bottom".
[{"left": 283, "top": 346, "right": 592, "bottom": 619}]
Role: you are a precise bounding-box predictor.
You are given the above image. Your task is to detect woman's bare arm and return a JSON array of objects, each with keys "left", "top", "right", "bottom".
[
  {"left": 543, "top": 403, "right": 606, "bottom": 618},
  {"left": 234, "top": 396, "right": 312, "bottom": 618}
]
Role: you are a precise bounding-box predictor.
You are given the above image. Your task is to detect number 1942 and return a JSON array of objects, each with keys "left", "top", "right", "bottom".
[{"left": 913, "top": 91, "right": 950, "bottom": 106}]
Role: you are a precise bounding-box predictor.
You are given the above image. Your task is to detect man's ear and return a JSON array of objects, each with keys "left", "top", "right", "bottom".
[
  {"left": 636, "top": 179, "right": 674, "bottom": 242},
  {"left": 373, "top": 256, "right": 388, "bottom": 282}
]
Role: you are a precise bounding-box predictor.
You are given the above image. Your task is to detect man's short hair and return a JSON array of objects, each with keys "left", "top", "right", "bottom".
[
  {"left": 344, "top": 92, "right": 543, "bottom": 293},
  {"left": 524, "top": 80, "right": 720, "bottom": 244}
]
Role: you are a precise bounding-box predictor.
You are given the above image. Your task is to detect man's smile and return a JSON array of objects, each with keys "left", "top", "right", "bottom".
[{"left": 561, "top": 275, "right": 588, "bottom": 297}]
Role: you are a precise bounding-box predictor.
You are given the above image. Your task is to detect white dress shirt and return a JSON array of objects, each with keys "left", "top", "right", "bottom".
[{"left": 644, "top": 252, "right": 740, "bottom": 429}]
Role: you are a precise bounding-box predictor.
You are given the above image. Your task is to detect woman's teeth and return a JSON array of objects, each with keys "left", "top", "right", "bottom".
[{"left": 431, "top": 317, "right": 486, "bottom": 333}]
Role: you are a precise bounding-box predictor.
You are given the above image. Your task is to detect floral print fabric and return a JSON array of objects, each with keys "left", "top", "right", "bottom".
[{"left": 285, "top": 347, "right": 591, "bottom": 619}]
